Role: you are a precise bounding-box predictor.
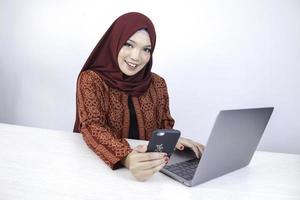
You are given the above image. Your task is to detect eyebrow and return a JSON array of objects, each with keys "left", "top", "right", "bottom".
[{"left": 128, "top": 39, "right": 152, "bottom": 48}]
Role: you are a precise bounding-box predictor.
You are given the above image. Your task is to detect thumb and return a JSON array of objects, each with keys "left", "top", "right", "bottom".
[{"left": 134, "top": 145, "right": 147, "bottom": 153}]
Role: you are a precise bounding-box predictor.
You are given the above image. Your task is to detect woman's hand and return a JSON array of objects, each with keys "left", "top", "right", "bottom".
[
  {"left": 121, "top": 145, "right": 168, "bottom": 181},
  {"left": 176, "top": 137, "right": 205, "bottom": 159}
]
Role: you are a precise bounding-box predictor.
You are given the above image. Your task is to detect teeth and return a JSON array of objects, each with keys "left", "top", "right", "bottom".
[{"left": 126, "top": 61, "right": 137, "bottom": 68}]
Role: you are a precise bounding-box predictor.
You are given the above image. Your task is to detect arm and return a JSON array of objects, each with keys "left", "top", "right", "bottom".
[
  {"left": 77, "top": 71, "right": 132, "bottom": 169},
  {"left": 158, "top": 77, "right": 175, "bottom": 129}
]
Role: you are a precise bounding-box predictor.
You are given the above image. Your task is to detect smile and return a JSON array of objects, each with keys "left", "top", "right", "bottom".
[{"left": 125, "top": 61, "right": 138, "bottom": 69}]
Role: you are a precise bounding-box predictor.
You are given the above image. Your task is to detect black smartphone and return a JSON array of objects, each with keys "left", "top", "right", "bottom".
[{"left": 147, "top": 129, "right": 181, "bottom": 157}]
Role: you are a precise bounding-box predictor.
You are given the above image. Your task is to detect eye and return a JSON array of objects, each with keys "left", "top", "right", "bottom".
[
  {"left": 124, "top": 42, "right": 133, "bottom": 48},
  {"left": 144, "top": 48, "right": 152, "bottom": 53}
]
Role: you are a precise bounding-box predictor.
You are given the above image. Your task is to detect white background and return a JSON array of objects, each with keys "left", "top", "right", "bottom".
[{"left": 0, "top": 0, "right": 299, "bottom": 154}]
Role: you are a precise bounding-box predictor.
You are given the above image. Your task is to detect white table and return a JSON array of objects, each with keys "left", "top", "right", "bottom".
[{"left": 0, "top": 123, "right": 299, "bottom": 200}]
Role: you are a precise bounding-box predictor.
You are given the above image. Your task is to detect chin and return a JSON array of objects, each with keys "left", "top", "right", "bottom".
[{"left": 123, "top": 68, "right": 142, "bottom": 76}]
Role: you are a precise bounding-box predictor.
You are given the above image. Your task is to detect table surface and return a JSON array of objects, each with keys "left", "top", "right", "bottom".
[{"left": 0, "top": 123, "right": 299, "bottom": 200}]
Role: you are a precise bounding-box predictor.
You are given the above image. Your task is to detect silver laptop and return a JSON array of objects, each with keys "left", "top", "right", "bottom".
[{"left": 161, "top": 107, "right": 274, "bottom": 187}]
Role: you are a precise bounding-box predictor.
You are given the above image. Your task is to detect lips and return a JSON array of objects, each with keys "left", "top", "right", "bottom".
[{"left": 125, "top": 61, "right": 139, "bottom": 70}]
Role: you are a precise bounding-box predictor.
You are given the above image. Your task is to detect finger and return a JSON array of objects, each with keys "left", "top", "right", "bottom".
[
  {"left": 198, "top": 144, "right": 205, "bottom": 155},
  {"left": 140, "top": 162, "right": 166, "bottom": 178},
  {"left": 138, "top": 158, "right": 166, "bottom": 170},
  {"left": 137, "top": 152, "right": 166, "bottom": 162},
  {"left": 179, "top": 138, "right": 193, "bottom": 149},
  {"left": 134, "top": 145, "right": 147, "bottom": 153},
  {"left": 195, "top": 142, "right": 205, "bottom": 154},
  {"left": 182, "top": 139, "right": 202, "bottom": 156},
  {"left": 152, "top": 162, "right": 166, "bottom": 172},
  {"left": 176, "top": 143, "right": 184, "bottom": 151},
  {"left": 195, "top": 145, "right": 203, "bottom": 156},
  {"left": 191, "top": 144, "right": 200, "bottom": 159}
]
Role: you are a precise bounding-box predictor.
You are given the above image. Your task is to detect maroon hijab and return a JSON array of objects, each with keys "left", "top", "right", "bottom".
[{"left": 73, "top": 12, "right": 156, "bottom": 132}]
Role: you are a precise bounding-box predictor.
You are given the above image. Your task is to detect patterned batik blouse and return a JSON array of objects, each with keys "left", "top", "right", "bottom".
[{"left": 77, "top": 70, "right": 175, "bottom": 169}]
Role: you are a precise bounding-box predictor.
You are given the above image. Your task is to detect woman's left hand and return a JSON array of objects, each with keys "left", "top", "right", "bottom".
[{"left": 176, "top": 137, "right": 205, "bottom": 159}]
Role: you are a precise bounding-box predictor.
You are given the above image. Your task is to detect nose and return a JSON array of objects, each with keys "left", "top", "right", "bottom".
[{"left": 130, "top": 48, "right": 140, "bottom": 62}]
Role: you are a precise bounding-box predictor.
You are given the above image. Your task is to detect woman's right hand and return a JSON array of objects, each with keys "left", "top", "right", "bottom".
[{"left": 121, "top": 145, "right": 168, "bottom": 181}]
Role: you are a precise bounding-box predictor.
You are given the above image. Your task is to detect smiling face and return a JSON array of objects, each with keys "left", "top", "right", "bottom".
[{"left": 117, "top": 29, "right": 152, "bottom": 76}]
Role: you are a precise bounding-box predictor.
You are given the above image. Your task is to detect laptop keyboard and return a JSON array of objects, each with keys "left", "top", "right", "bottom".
[{"left": 164, "top": 158, "right": 200, "bottom": 180}]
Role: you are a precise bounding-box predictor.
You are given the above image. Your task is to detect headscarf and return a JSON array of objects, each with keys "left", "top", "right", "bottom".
[{"left": 73, "top": 12, "right": 156, "bottom": 132}]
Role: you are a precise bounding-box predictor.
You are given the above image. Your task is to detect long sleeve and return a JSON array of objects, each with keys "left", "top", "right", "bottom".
[
  {"left": 77, "top": 71, "right": 132, "bottom": 169},
  {"left": 154, "top": 75, "right": 175, "bottom": 129},
  {"left": 161, "top": 84, "right": 175, "bottom": 129}
]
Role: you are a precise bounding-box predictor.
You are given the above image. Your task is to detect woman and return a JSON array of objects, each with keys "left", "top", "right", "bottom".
[{"left": 74, "top": 12, "right": 204, "bottom": 181}]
